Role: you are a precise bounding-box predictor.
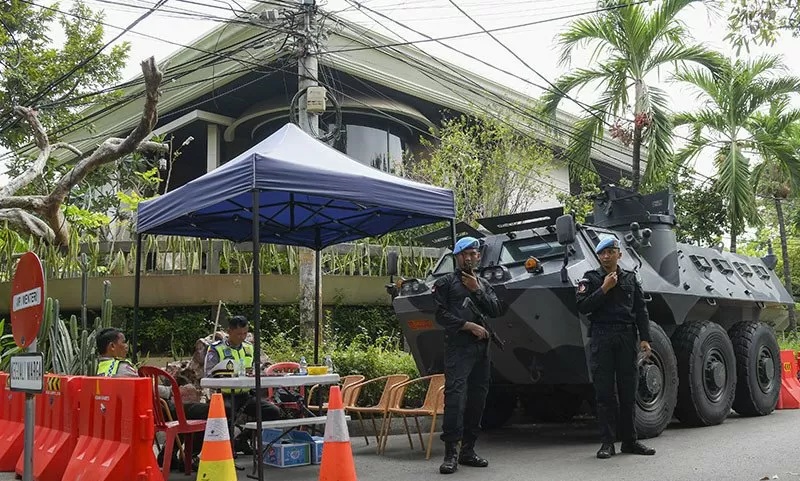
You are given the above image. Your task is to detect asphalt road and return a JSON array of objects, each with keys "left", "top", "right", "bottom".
[{"left": 5, "top": 411, "right": 800, "bottom": 481}]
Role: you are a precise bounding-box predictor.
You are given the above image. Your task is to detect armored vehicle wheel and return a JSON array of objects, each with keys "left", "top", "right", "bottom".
[
  {"left": 672, "top": 321, "right": 737, "bottom": 426},
  {"left": 635, "top": 321, "right": 678, "bottom": 439},
  {"left": 480, "top": 387, "right": 517, "bottom": 430},
  {"left": 521, "top": 390, "right": 584, "bottom": 423},
  {"left": 728, "top": 322, "right": 780, "bottom": 416}
]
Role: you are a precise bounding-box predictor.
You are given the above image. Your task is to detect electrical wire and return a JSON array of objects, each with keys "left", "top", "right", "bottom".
[{"left": 335, "top": 0, "right": 715, "bottom": 186}]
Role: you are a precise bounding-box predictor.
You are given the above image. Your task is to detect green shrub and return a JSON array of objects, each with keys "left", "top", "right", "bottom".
[
  {"left": 110, "top": 303, "right": 400, "bottom": 357},
  {"left": 261, "top": 335, "right": 425, "bottom": 408}
]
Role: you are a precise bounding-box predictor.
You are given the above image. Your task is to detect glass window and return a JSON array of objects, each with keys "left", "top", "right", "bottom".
[
  {"left": 712, "top": 259, "right": 734, "bottom": 275},
  {"left": 751, "top": 265, "right": 771, "bottom": 280},
  {"left": 432, "top": 253, "right": 455, "bottom": 276},
  {"left": 733, "top": 261, "right": 754, "bottom": 277},
  {"left": 689, "top": 254, "right": 712, "bottom": 272},
  {"left": 500, "top": 235, "right": 565, "bottom": 264},
  {"left": 339, "top": 124, "right": 403, "bottom": 172}
]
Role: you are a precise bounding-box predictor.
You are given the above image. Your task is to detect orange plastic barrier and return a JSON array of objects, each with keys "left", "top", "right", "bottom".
[
  {"left": 777, "top": 350, "right": 800, "bottom": 409},
  {"left": 0, "top": 372, "right": 26, "bottom": 472},
  {"left": 15, "top": 375, "right": 82, "bottom": 481},
  {"left": 61, "top": 376, "right": 163, "bottom": 481}
]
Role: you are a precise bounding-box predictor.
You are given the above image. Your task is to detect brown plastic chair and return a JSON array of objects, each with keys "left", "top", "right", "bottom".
[
  {"left": 345, "top": 374, "right": 410, "bottom": 448},
  {"left": 306, "top": 375, "right": 365, "bottom": 412},
  {"left": 379, "top": 374, "right": 445, "bottom": 459}
]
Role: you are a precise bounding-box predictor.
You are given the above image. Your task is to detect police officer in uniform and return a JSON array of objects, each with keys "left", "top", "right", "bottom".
[
  {"left": 204, "top": 315, "right": 281, "bottom": 453},
  {"left": 576, "top": 237, "right": 656, "bottom": 459},
  {"left": 433, "top": 236, "right": 506, "bottom": 475},
  {"left": 97, "top": 327, "right": 209, "bottom": 468}
]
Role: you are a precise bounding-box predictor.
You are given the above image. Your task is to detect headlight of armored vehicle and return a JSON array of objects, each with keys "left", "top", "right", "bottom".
[
  {"left": 399, "top": 279, "right": 429, "bottom": 295},
  {"left": 481, "top": 266, "right": 509, "bottom": 282}
]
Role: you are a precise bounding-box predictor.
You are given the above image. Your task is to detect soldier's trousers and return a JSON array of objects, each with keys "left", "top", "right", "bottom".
[
  {"left": 590, "top": 327, "right": 638, "bottom": 444},
  {"left": 441, "top": 341, "right": 490, "bottom": 444}
]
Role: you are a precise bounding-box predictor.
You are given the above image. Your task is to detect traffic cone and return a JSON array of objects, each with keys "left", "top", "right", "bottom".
[
  {"left": 319, "top": 385, "right": 357, "bottom": 481},
  {"left": 196, "top": 393, "right": 237, "bottom": 481}
]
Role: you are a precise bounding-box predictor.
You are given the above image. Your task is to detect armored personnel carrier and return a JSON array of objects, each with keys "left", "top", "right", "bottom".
[{"left": 388, "top": 186, "right": 793, "bottom": 438}]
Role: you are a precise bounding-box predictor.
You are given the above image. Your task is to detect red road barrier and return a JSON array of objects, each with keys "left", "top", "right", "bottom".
[
  {"left": 61, "top": 376, "right": 163, "bottom": 481},
  {"left": 777, "top": 350, "right": 800, "bottom": 409},
  {"left": 0, "top": 372, "right": 26, "bottom": 471},
  {"left": 15, "top": 375, "right": 82, "bottom": 481}
]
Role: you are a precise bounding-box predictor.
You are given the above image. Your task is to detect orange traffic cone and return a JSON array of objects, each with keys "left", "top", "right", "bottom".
[
  {"left": 319, "top": 385, "right": 357, "bottom": 481},
  {"left": 196, "top": 393, "right": 237, "bottom": 481}
]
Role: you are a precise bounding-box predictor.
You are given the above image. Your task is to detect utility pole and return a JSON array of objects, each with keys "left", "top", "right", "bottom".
[{"left": 297, "top": 0, "right": 321, "bottom": 348}]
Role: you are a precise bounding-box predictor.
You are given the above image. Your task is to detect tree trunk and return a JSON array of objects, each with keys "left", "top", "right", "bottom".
[
  {"left": 730, "top": 232, "right": 737, "bottom": 253},
  {"left": 775, "top": 197, "right": 797, "bottom": 331},
  {"left": 631, "top": 124, "right": 643, "bottom": 192},
  {"left": 631, "top": 80, "right": 644, "bottom": 193}
]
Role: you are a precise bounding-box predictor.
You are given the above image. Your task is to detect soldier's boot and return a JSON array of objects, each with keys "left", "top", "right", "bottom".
[
  {"left": 596, "top": 443, "right": 615, "bottom": 459},
  {"left": 439, "top": 442, "right": 459, "bottom": 474},
  {"left": 621, "top": 441, "right": 655, "bottom": 455},
  {"left": 458, "top": 441, "right": 489, "bottom": 468}
]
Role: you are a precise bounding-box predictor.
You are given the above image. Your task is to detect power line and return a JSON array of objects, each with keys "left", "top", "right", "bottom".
[
  {"left": 336, "top": 1, "right": 650, "bottom": 185},
  {"left": 0, "top": 0, "right": 169, "bottom": 135},
  {"left": 341, "top": 0, "right": 715, "bottom": 187},
  {"left": 321, "top": 0, "right": 651, "bottom": 55}
]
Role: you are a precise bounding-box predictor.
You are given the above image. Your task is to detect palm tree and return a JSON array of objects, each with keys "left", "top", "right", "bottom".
[
  {"left": 673, "top": 55, "right": 800, "bottom": 252},
  {"left": 749, "top": 98, "right": 800, "bottom": 330},
  {"left": 541, "top": 0, "right": 717, "bottom": 192}
]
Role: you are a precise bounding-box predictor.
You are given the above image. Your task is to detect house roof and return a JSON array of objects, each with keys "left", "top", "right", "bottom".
[{"left": 48, "top": 4, "right": 634, "bottom": 171}]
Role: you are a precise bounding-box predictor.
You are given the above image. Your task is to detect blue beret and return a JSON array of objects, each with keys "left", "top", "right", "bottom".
[
  {"left": 453, "top": 236, "right": 480, "bottom": 255},
  {"left": 595, "top": 237, "right": 620, "bottom": 254}
]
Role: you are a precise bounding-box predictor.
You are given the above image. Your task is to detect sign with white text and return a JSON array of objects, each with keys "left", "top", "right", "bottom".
[{"left": 9, "top": 353, "right": 44, "bottom": 394}]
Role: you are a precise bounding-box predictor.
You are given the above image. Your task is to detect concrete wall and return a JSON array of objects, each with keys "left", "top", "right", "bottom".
[{"left": 0, "top": 274, "right": 392, "bottom": 312}]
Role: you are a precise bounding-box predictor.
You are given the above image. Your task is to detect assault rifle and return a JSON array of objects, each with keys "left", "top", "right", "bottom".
[{"left": 462, "top": 297, "right": 505, "bottom": 351}]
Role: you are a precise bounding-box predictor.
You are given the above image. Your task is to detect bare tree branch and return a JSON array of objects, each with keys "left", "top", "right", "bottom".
[
  {"left": 0, "top": 106, "right": 51, "bottom": 197},
  {"left": 39, "top": 57, "right": 163, "bottom": 245},
  {"left": 47, "top": 57, "right": 162, "bottom": 211},
  {"left": 0, "top": 209, "right": 55, "bottom": 242},
  {"left": 52, "top": 142, "right": 83, "bottom": 157},
  {"left": 0, "top": 195, "right": 46, "bottom": 211}
]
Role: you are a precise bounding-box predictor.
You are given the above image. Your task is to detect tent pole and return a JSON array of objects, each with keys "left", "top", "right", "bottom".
[
  {"left": 132, "top": 233, "right": 143, "bottom": 364},
  {"left": 252, "top": 189, "right": 264, "bottom": 481},
  {"left": 450, "top": 218, "right": 457, "bottom": 270},
  {"left": 314, "top": 229, "right": 321, "bottom": 366}
]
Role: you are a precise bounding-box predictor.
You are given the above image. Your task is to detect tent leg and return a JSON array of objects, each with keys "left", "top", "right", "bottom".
[
  {"left": 450, "top": 218, "right": 457, "bottom": 270},
  {"left": 314, "top": 247, "right": 321, "bottom": 366},
  {"left": 132, "top": 233, "right": 143, "bottom": 364},
  {"left": 252, "top": 189, "right": 264, "bottom": 481}
]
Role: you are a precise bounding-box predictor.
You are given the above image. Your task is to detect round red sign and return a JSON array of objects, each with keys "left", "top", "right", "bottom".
[{"left": 10, "top": 252, "right": 45, "bottom": 349}]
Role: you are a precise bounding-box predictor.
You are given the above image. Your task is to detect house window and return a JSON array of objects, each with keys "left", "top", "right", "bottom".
[{"left": 338, "top": 124, "right": 403, "bottom": 172}]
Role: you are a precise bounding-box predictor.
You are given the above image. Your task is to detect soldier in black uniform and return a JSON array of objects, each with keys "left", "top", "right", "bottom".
[
  {"left": 576, "top": 237, "right": 656, "bottom": 459},
  {"left": 432, "top": 236, "right": 506, "bottom": 475}
]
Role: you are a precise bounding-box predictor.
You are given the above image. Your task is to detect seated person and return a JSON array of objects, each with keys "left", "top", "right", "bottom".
[
  {"left": 96, "top": 327, "right": 209, "bottom": 464},
  {"left": 204, "top": 315, "right": 282, "bottom": 453},
  {"left": 96, "top": 327, "right": 170, "bottom": 397}
]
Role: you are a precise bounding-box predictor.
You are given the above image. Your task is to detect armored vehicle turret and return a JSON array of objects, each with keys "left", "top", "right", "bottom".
[{"left": 388, "top": 186, "right": 793, "bottom": 438}]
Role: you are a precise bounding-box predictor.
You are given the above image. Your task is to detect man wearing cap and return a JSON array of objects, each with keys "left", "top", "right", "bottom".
[
  {"left": 432, "top": 236, "right": 506, "bottom": 475},
  {"left": 576, "top": 236, "right": 656, "bottom": 459}
]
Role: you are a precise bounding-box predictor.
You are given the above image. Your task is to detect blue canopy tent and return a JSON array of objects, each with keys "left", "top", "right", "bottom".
[{"left": 132, "top": 122, "right": 455, "bottom": 480}]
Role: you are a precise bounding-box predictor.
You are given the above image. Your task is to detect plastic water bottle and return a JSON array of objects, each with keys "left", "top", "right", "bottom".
[
  {"left": 324, "top": 355, "right": 335, "bottom": 374},
  {"left": 239, "top": 358, "right": 246, "bottom": 377},
  {"left": 299, "top": 356, "right": 308, "bottom": 375}
]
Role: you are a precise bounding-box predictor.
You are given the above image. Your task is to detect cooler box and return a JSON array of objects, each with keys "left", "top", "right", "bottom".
[
  {"left": 261, "top": 428, "right": 311, "bottom": 468},
  {"left": 289, "top": 430, "right": 324, "bottom": 464}
]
